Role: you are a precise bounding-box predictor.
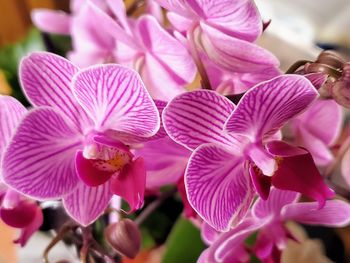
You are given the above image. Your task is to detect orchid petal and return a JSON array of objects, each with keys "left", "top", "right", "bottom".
[
  {"left": 246, "top": 143, "right": 276, "bottom": 176},
  {"left": 167, "top": 12, "right": 193, "bottom": 32},
  {"left": 201, "top": 0, "right": 262, "bottom": 41},
  {"left": 0, "top": 200, "right": 38, "bottom": 228},
  {"left": 0, "top": 96, "right": 27, "bottom": 159},
  {"left": 266, "top": 141, "right": 334, "bottom": 207},
  {"left": 75, "top": 151, "right": 113, "bottom": 187},
  {"left": 292, "top": 99, "right": 342, "bottom": 165},
  {"left": 199, "top": 23, "right": 279, "bottom": 73},
  {"left": 110, "top": 157, "right": 146, "bottom": 213},
  {"left": 14, "top": 204, "right": 43, "bottom": 247},
  {"left": 146, "top": 0, "right": 164, "bottom": 24},
  {"left": 106, "top": 100, "right": 168, "bottom": 144},
  {"left": 2, "top": 108, "right": 81, "bottom": 199},
  {"left": 177, "top": 177, "right": 197, "bottom": 218},
  {"left": 201, "top": 222, "right": 219, "bottom": 245},
  {"left": 87, "top": 2, "right": 139, "bottom": 49},
  {"left": 252, "top": 188, "right": 299, "bottom": 219},
  {"left": 137, "top": 15, "right": 196, "bottom": 85},
  {"left": 142, "top": 54, "right": 187, "bottom": 100},
  {"left": 63, "top": 181, "right": 112, "bottom": 226},
  {"left": 225, "top": 75, "right": 318, "bottom": 140},
  {"left": 20, "top": 52, "right": 92, "bottom": 133},
  {"left": 70, "top": 3, "right": 117, "bottom": 67},
  {"left": 163, "top": 90, "right": 238, "bottom": 150},
  {"left": 72, "top": 64, "right": 160, "bottom": 137},
  {"left": 197, "top": 249, "right": 210, "bottom": 263},
  {"left": 249, "top": 164, "right": 271, "bottom": 200},
  {"left": 136, "top": 137, "right": 190, "bottom": 189},
  {"left": 106, "top": 0, "right": 131, "bottom": 33},
  {"left": 1, "top": 189, "right": 21, "bottom": 208},
  {"left": 282, "top": 200, "right": 350, "bottom": 227},
  {"left": 341, "top": 148, "right": 350, "bottom": 186},
  {"left": 154, "top": 0, "right": 196, "bottom": 18},
  {"left": 296, "top": 126, "right": 334, "bottom": 166},
  {"left": 208, "top": 218, "right": 269, "bottom": 263},
  {"left": 304, "top": 73, "right": 327, "bottom": 90},
  {"left": 186, "top": 143, "right": 254, "bottom": 231},
  {"left": 31, "top": 9, "right": 71, "bottom": 35}
]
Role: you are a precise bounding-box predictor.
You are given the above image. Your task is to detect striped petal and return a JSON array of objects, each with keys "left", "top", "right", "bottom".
[
  {"left": 163, "top": 90, "right": 238, "bottom": 151},
  {"left": 282, "top": 200, "right": 350, "bottom": 227},
  {"left": 2, "top": 108, "right": 81, "bottom": 199},
  {"left": 72, "top": 64, "right": 160, "bottom": 138},
  {"left": 0, "top": 96, "right": 27, "bottom": 160},
  {"left": 199, "top": 23, "right": 279, "bottom": 73},
  {"left": 199, "top": 0, "right": 262, "bottom": 41},
  {"left": 225, "top": 75, "right": 318, "bottom": 140},
  {"left": 20, "top": 52, "right": 93, "bottom": 133},
  {"left": 252, "top": 188, "right": 299, "bottom": 219},
  {"left": 186, "top": 143, "right": 254, "bottom": 231},
  {"left": 63, "top": 181, "right": 112, "bottom": 226}
]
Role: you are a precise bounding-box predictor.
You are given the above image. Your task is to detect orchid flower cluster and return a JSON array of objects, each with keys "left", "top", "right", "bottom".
[{"left": 1, "top": 0, "right": 350, "bottom": 262}]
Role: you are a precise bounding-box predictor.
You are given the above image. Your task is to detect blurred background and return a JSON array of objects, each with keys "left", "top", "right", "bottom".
[{"left": 1, "top": 0, "right": 350, "bottom": 262}]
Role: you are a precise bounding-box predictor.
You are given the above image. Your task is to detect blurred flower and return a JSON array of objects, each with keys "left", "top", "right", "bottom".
[
  {"left": 199, "top": 188, "right": 350, "bottom": 263},
  {"left": 163, "top": 75, "right": 333, "bottom": 231},
  {"left": 2, "top": 52, "right": 160, "bottom": 226},
  {"left": 156, "top": 0, "right": 279, "bottom": 73},
  {"left": 89, "top": 1, "right": 196, "bottom": 100},
  {"left": 288, "top": 99, "right": 342, "bottom": 166}
]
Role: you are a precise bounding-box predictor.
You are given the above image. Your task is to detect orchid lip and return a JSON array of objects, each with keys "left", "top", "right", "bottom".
[{"left": 77, "top": 134, "right": 134, "bottom": 187}]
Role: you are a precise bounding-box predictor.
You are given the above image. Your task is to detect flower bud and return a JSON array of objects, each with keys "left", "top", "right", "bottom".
[{"left": 105, "top": 219, "right": 141, "bottom": 259}]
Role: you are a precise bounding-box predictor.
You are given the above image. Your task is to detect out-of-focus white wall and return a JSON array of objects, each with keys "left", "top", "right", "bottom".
[
  {"left": 257, "top": 0, "right": 350, "bottom": 45},
  {"left": 256, "top": 0, "right": 350, "bottom": 69}
]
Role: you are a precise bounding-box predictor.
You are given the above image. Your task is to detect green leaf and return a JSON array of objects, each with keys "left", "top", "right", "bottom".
[
  {"left": 0, "top": 28, "right": 45, "bottom": 105},
  {"left": 0, "top": 28, "right": 45, "bottom": 74},
  {"left": 162, "top": 217, "right": 206, "bottom": 263}
]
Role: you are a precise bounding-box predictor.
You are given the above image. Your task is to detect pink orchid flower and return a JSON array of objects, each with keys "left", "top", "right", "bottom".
[
  {"left": 89, "top": 0, "right": 196, "bottom": 100},
  {"left": 163, "top": 75, "right": 334, "bottom": 232},
  {"left": 155, "top": 0, "right": 279, "bottom": 73},
  {"left": 2, "top": 52, "right": 160, "bottom": 226},
  {"left": 0, "top": 95, "right": 43, "bottom": 246},
  {"left": 288, "top": 99, "right": 342, "bottom": 166},
  {"left": 200, "top": 188, "right": 350, "bottom": 263}
]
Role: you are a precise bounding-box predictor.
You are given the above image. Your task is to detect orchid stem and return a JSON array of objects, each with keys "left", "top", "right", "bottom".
[
  {"left": 188, "top": 25, "right": 212, "bottom": 90},
  {"left": 43, "top": 222, "right": 77, "bottom": 263},
  {"left": 285, "top": 60, "right": 312, "bottom": 74},
  {"left": 80, "top": 227, "right": 93, "bottom": 263},
  {"left": 134, "top": 188, "right": 177, "bottom": 226}
]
